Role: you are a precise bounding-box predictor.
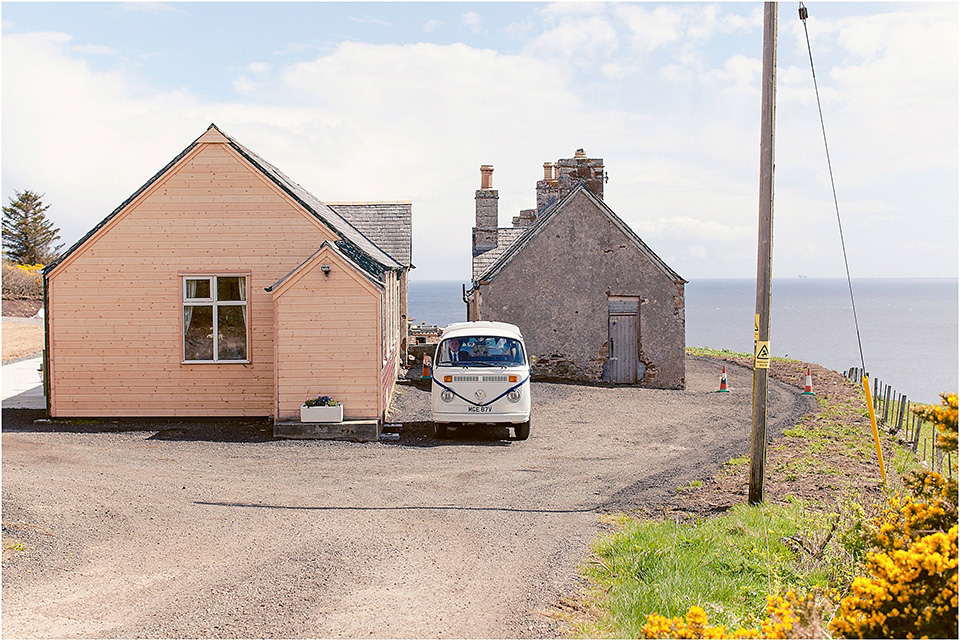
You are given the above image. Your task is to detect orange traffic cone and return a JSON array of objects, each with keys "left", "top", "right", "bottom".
[
  {"left": 718, "top": 366, "right": 730, "bottom": 392},
  {"left": 802, "top": 367, "right": 815, "bottom": 395},
  {"left": 421, "top": 354, "right": 432, "bottom": 380}
]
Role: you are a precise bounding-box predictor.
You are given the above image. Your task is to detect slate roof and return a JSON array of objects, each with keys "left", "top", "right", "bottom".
[
  {"left": 220, "top": 127, "right": 402, "bottom": 276},
  {"left": 472, "top": 227, "right": 526, "bottom": 281},
  {"left": 265, "top": 240, "right": 384, "bottom": 293},
  {"left": 45, "top": 124, "right": 404, "bottom": 281},
  {"left": 474, "top": 183, "right": 685, "bottom": 285},
  {"left": 326, "top": 202, "right": 413, "bottom": 268}
]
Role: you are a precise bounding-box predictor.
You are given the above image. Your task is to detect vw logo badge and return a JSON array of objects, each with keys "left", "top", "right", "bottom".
[{"left": 474, "top": 389, "right": 486, "bottom": 402}]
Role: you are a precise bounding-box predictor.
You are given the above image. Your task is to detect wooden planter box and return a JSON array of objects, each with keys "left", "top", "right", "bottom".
[{"left": 300, "top": 404, "right": 343, "bottom": 423}]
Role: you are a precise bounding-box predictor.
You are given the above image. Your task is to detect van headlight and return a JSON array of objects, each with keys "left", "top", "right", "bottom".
[
  {"left": 508, "top": 388, "right": 522, "bottom": 403},
  {"left": 441, "top": 389, "right": 454, "bottom": 403}
]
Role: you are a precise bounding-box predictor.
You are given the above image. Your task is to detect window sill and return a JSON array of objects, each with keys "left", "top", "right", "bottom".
[{"left": 182, "top": 360, "right": 250, "bottom": 365}]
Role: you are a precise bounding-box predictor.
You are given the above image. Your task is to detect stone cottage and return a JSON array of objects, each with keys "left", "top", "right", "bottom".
[{"left": 466, "top": 150, "right": 686, "bottom": 389}]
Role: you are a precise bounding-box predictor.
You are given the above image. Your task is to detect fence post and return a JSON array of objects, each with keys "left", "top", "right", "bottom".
[{"left": 914, "top": 411, "right": 922, "bottom": 452}]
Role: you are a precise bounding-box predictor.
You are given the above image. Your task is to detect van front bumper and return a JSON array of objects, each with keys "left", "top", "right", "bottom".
[{"left": 432, "top": 409, "right": 530, "bottom": 425}]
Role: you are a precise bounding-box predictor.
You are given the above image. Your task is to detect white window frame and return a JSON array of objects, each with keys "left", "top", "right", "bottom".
[{"left": 181, "top": 274, "right": 250, "bottom": 364}]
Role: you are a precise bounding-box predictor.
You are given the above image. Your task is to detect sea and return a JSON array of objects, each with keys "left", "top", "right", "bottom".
[{"left": 408, "top": 278, "right": 958, "bottom": 404}]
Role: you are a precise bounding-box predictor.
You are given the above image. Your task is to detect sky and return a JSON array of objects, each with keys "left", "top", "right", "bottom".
[{"left": 2, "top": 1, "right": 957, "bottom": 282}]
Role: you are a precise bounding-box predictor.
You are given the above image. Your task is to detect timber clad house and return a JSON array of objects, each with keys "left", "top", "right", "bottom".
[
  {"left": 42, "top": 124, "right": 412, "bottom": 421},
  {"left": 466, "top": 151, "right": 686, "bottom": 389}
]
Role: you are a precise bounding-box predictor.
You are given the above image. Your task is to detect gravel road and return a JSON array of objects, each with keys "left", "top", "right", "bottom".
[{"left": 1, "top": 355, "right": 815, "bottom": 639}]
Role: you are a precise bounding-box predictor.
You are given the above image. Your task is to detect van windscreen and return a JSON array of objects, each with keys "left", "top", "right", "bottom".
[{"left": 438, "top": 336, "right": 525, "bottom": 367}]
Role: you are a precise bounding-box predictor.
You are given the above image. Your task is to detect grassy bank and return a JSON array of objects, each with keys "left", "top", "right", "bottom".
[{"left": 562, "top": 349, "right": 926, "bottom": 637}]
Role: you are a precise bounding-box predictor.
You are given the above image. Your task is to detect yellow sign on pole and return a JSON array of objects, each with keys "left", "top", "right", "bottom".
[
  {"left": 754, "top": 314, "right": 760, "bottom": 342},
  {"left": 755, "top": 341, "right": 770, "bottom": 369}
]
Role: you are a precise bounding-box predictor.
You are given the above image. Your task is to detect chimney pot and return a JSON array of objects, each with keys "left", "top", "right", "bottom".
[
  {"left": 480, "top": 165, "right": 494, "bottom": 189},
  {"left": 543, "top": 162, "right": 555, "bottom": 181},
  {"left": 575, "top": 148, "right": 586, "bottom": 158}
]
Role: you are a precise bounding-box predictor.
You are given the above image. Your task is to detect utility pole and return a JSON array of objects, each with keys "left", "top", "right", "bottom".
[{"left": 749, "top": 2, "right": 777, "bottom": 505}]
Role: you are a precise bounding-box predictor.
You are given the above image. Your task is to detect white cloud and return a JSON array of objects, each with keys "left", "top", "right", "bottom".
[
  {"left": 527, "top": 15, "right": 619, "bottom": 62},
  {"left": 1, "top": 2, "right": 955, "bottom": 281},
  {"left": 462, "top": 11, "right": 482, "bottom": 33},
  {"left": 701, "top": 54, "right": 762, "bottom": 94},
  {"left": 422, "top": 19, "right": 442, "bottom": 34},
  {"left": 233, "top": 75, "right": 255, "bottom": 95},
  {"left": 614, "top": 3, "right": 684, "bottom": 52}
]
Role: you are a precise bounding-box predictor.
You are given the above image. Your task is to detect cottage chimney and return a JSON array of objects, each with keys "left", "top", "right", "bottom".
[
  {"left": 555, "top": 149, "right": 604, "bottom": 200},
  {"left": 473, "top": 165, "right": 499, "bottom": 256},
  {"left": 543, "top": 162, "right": 555, "bottom": 181}
]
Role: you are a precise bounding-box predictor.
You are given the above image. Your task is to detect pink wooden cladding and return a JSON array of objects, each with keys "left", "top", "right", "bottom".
[
  {"left": 46, "top": 140, "right": 392, "bottom": 417},
  {"left": 273, "top": 248, "right": 383, "bottom": 421}
]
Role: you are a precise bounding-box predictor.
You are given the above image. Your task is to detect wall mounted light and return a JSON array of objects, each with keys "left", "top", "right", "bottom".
[{"left": 320, "top": 264, "right": 331, "bottom": 276}]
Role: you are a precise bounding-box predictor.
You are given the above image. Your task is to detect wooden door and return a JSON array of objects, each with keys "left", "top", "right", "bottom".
[{"left": 607, "top": 297, "right": 640, "bottom": 384}]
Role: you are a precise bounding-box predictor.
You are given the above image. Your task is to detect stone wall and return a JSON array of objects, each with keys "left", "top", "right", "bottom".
[{"left": 475, "top": 190, "right": 685, "bottom": 389}]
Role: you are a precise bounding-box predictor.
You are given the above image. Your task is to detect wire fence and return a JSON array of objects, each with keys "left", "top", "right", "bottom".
[{"left": 845, "top": 367, "right": 954, "bottom": 480}]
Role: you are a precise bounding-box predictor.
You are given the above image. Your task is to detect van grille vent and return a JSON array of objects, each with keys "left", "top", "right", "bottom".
[
  {"left": 482, "top": 376, "right": 509, "bottom": 382},
  {"left": 453, "top": 376, "right": 479, "bottom": 382}
]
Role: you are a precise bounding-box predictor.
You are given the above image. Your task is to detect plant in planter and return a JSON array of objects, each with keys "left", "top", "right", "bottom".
[
  {"left": 304, "top": 395, "right": 340, "bottom": 408},
  {"left": 300, "top": 395, "right": 343, "bottom": 422}
]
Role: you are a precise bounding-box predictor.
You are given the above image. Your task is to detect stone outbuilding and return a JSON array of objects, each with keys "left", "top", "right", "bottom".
[{"left": 466, "top": 151, "right": 686, "bottom": 388}]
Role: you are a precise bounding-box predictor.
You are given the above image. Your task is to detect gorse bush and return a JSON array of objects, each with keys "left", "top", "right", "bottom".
[
  {"left": 829, "top": 474, "right": 957, "bottom": 638},
  {"left": 829, "top": 394, "right": 958, "bottom": 639},
  {"left": 1, "top": 261, "right": 42, "bottom": 298},
  {"left": 642, "top": 592, "right": 830, "bottom": 639}
]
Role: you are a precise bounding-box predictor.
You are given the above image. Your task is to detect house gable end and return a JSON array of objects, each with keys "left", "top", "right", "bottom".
[
  {"left": 46, "top": 124, "right": 399, "bottom": 283},
  {"left": 268, "top": 242, "right": 384, "bottom": 301},
  {"left": 477, "top": 184, "right": 684, "bottom": 285}
]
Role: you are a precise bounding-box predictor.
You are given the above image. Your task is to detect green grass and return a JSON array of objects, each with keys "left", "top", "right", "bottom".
[
  {"left": 578, "top": 502, "right": 829, "bottom": 637},
  {"left": 685, "top": 346, "right": 804, "bottom": 363},
  {"left": 685, "top": 346, "right": 752, "bottom": 359}
]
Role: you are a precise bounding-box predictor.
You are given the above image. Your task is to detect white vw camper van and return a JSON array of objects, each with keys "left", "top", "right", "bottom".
[{"left": 431, "top": 321, "right": 532, "bottom": 440}]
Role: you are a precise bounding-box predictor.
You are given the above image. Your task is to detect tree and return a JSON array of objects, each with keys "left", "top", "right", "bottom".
[{"left": 2, "top": 190, "right": 63, "bottom": 265}]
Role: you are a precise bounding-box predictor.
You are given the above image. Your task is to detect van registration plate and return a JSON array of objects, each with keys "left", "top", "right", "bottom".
[{"left": 467, "top": 406, "right": 492, "bottom": 413}]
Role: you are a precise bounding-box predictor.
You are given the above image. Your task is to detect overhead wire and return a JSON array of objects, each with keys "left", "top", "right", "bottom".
[
  {"left": 799, "top": 2, "right": 885, "bottom": 483},
  {"left": 798, "top": 2, "right": 867, "bottom": 376}
]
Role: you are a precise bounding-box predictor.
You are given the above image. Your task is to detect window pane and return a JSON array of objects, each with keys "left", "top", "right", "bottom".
[
  {"left": 217, "top": 305, "right": 248, "bottom": 361},
  {"left": 185, "top": 278, "right": 211, "bottom": 300},
  {"left": 217, "top": 276, "right": 245, "bottom": 302},
  {"left": 184, "top": 305, "right": 213, "bottom": 361}
]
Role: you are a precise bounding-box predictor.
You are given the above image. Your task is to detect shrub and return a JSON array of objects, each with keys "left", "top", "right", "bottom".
[
  {"left": 1, "top": 261, "right": 42, "bottom": 299},
  {"left": 828, "top": 393, "right": 958, "bottom": 639}
]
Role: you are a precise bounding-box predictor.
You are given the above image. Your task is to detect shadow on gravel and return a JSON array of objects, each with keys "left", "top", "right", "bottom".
[
  {"left": 1, "top": 408, "right": 274, "bottom": 443},
  {"left": 386, "top": 420, "right": 515, "bottom": 448}
]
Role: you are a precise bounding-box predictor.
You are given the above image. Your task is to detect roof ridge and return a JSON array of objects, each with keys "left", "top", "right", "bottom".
[
  {"left": 474, "top": 183, "right": 684, "bottom": 284},
  {"left": 218, "top": 128, "right": 401, "bottom": 275}
]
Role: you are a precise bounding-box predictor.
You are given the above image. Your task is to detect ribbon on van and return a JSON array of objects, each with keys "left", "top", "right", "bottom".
[{"left": 433, "top": 376, "right": 530, "bottom": 407}]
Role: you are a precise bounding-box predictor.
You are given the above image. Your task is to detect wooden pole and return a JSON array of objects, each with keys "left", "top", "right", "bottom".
[{"left": 749, "top": 2, "right": 778, "bottom": 506}]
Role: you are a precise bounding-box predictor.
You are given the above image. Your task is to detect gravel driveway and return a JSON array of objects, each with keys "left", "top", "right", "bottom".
[{"left": 1, "top": 355, "right": 815, "bottom": 639}]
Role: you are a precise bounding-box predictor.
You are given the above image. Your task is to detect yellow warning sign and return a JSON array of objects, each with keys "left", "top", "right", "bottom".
[
  {"left": 754, "top": 314, "right": 760, "bottom": 342},
  {"left": 755, "top": 341, "right": 770, "bottom": 369},
  {"left": 753, "top": 341, "right": 770, "bottom": 369}
]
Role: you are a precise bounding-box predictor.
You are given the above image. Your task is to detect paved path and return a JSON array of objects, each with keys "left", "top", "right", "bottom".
[{"left": 2, "top": 356, "right": 44, "bottom": 409}]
